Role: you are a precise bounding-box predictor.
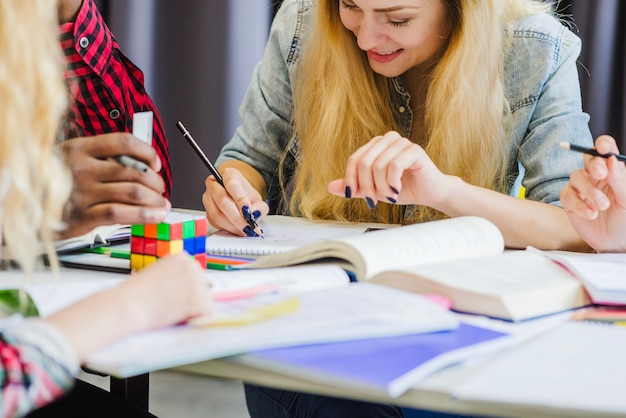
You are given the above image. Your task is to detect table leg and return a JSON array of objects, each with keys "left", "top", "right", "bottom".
[{"left": 110, "top": 374, "right": 150, "bottom": 411}]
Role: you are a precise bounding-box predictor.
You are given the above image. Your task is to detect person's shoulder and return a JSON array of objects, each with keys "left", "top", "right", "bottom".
[
  {"left": 506, "top": 13, "right": 582, "bottom": 70},
  {"left": 273, "top": 0, "right": 315, "bottom": 25},
  {"left": 507, "top": 13, "right": 580, "bottom": 48},
  {"left": 270, "top": 0, "right": 316, "bottom": 64}
]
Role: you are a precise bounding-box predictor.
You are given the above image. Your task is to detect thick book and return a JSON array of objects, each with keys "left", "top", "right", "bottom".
[
  {"left": 231, "top": 322, "right": 513, "bottom": 398},
  {"left": 54, "top": 224, "right": 130, "bottom": 254},
  {"left": 242, "top": 217, "right": 590, "bottom": 321}
]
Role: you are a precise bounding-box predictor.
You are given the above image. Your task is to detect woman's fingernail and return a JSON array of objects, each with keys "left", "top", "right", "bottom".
[
  {"left": 345, "top": 186, "right": 352, "bottom": 199},
  {"left": 252, "top": 210, "right": 262, "bottom": 220},
  {"left": 242, "top": 206, "right": 252, "bottom": 221},
  {"left": 390, "top": 186, "right": 399, "bottom": 195},
  {"left": 596, "top": 195, "right": 610, "bottom": 211},
  {"left": 243, "top": 225, "right": 259, "bottom": 237},
  {"left": 387, "top": 196, "right": 397, "bottom": 204},
  {"left": 365, "top": 197, "right": 376, "bottom": 209}
]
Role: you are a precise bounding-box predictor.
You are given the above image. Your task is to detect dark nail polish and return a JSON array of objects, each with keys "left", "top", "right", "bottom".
[
  {"left": 243, "top": 225, "right": 259, "bottom": 237},
  {"left": 387, "top": 196, "right": 397, "bottom": 204},
  {"left": 252, "top": 210, "right": 261, "bottom": 220},
  {"left": 345, "top": 186, "right": 352, "bottom": 199},
  {"left": 390, "top": 186, "right": 399, "bottom": 195},
  {"left": 242, "top": 206, "right": 252, "bottom": 221},
  {"left": 365, "top": 197, "right": 376, "bottom": 209}
]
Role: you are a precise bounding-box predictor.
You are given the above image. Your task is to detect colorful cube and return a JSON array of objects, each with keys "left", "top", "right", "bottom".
[{"left": 130, "top": 211, "right": 208, "bottom": 270}]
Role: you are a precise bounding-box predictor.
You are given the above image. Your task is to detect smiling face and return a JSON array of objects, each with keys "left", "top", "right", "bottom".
[{"left": 338, "top": 0, "right": 452, "bottom": 77}]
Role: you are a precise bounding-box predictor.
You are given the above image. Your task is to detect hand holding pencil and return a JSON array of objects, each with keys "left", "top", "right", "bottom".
[
  {"left": 560, "top": 135, "right": 626, "bottom": 253},
  {"left": 176, "top": 122, "right": 267, "bottom": 238}
]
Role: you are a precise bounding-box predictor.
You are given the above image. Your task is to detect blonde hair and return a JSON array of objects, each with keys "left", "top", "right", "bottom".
[
  {"left": 286, "top": 0, "right": 551, "bottom": 224},
  {"left": 0, "top": 0, "right": 72, "bottom": 273}
]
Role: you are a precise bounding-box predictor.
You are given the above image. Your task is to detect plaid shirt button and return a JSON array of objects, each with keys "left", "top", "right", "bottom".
[
  {"left": 109, "top": 109, "right": 120, "bottom": 119},
  {"left": 79, "top": 36, "right": 89, "bottom": 48}
]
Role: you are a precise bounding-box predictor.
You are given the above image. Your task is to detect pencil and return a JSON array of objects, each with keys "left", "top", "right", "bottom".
[
  {"left": 114, "top": 155, "right": 149, "bottom": 172},
  {"left": 559, "top": 142, "right": 626, "bottom": 163},
  {"left": 175, "top": 121, "right": 264, "bottom": 237}
]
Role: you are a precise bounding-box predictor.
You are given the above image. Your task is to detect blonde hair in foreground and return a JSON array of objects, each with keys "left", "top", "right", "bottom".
[
  {"left": 0, "top": 0, "right": 72, "bottom": 273},
  {"left": 286, "top": 0, "right": 551, "bottom": 224}
]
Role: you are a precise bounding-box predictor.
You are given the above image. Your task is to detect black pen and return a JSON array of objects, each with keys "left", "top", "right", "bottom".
[
  {"left": 175, "top": 121, "right": 264, "bottom": 238},
  {"left": 559, "top": 142, "right": 626, "bottom": 163}
]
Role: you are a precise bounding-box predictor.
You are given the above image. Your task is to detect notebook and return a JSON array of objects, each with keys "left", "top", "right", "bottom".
[
  {"left": 205, "top": 215, "right": 392, "bottom": 257},
  {"left": 231, "top": 322, "right": 513, "bottom": 398}
]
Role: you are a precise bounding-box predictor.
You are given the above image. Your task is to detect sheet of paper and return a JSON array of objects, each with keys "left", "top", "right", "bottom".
[
  {"left": 0, "top": 269, "right": 125, "bottom": 317},
  {"left": 133, "top": 111, "right": 153, "bottom": 144},
  {"left": 454, "top": 321, "right": 626, "bottom": 415},
  {"left": 208, "top": 264, "right": 350, "bottom": 294},
  {"left": 86, "top": 283, "right": 458, "bottom": 378}
]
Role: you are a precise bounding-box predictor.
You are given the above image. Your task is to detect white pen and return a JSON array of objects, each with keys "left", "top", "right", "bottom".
[{"left": 114, "top": 155, "right": 149, "bottom": 173}]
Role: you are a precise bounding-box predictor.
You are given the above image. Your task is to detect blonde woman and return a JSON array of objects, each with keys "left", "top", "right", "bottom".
[
  {"left": 203, "top": 0, "right": 594, "bottom": 416},
  {"left": 0, "top": 1, "right": 211, "bottom": 417}
]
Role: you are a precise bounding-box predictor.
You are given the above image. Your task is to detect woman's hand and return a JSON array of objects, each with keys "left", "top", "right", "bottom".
[
  {"left": 561, "top": 135, "right": 626, "bottom": 252},
  {"left": 327, "top": 131, "right": 454, "bottom": 209},
  {"left": 202, "top": 166, "right": 269, "bottom": 236}
]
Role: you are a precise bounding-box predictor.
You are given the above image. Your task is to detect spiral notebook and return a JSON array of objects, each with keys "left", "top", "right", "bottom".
[{"left": 205, "top": 215, "right": 391, "bottom": 257}]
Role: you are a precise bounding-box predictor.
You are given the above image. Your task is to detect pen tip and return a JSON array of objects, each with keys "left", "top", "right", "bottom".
[{"left": 559, "top": 142, "right": 570, "bottom": 150}]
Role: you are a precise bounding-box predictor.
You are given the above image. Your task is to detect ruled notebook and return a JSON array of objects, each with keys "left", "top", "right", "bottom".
[{"left": 204, "top": 215, "right": 391, "bottom": 257}]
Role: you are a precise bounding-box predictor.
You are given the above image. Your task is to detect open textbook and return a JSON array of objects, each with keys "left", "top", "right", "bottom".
[
  {"left": 529, "top": 249, "right": 626, "bottom": 305},
  {"left": 54, "top": 224, "right": 130, "bottom": 253},
  {"left": 242, "top": 217, "right": 590, "bottom": 321}
]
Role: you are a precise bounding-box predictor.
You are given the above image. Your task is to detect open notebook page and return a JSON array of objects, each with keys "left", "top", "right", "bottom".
[{"left": 205, "top": 215, "right": 392, "bottom": 257}]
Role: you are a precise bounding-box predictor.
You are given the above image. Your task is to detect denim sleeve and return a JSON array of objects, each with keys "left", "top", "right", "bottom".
[
  {"left": 516, "top": 26, "right": 593, "bottom": 205},
  {"left": 216, "top": 0, "right": 307, "bottom": 192}
]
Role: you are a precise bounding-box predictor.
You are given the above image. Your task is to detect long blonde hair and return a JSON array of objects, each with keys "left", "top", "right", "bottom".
[
  {"left": 0, "top": 0, "right": 72, "bottom": 273},
  {"left": 287, "top": 0, "right": 551, "bottom": 224}
]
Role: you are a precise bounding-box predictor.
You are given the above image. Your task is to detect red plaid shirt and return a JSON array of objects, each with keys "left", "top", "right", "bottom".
[{"left": 59, "top": 0, "right": 171, "bottom": 196}]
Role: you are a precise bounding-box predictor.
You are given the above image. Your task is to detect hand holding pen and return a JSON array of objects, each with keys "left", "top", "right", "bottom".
[
  {"left": 560, "top": 135, "right": 626, "bottom": 253},
  {"left": 176, "top": 121, "right": 265, "bottom": 238}
]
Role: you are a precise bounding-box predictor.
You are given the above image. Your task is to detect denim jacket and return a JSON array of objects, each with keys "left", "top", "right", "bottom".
[{"left": 217, "top": 0, "right": 592, "bottom": 217}]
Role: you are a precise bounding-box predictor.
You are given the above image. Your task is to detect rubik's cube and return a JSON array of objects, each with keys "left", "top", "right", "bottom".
[{"left": 129, "top": 211, "right": 208, "bottom": 270}]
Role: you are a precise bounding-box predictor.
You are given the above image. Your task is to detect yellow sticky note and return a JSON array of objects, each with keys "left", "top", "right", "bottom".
[{"left": 189, "top": 297, "right": 300, "bottom": 328}]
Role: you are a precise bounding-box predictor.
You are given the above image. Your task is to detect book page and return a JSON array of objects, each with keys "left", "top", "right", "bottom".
[
  {"left": 341, "top": 216, "right": 504, "bottom": 279},
  {"left": 532, "top": 250, "right": 626, "bottom": 304},
  {"left": 205, "top": 215, "right": 392, "bottom": 256}
]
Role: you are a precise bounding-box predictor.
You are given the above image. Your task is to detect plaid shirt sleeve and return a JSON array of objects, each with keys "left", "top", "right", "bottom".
[
  {"left": 0, "top": 317, "right": 78, "bottom": 418},
  {"left": 59, "top": 0, "right": 172, "bottom": 197}
]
